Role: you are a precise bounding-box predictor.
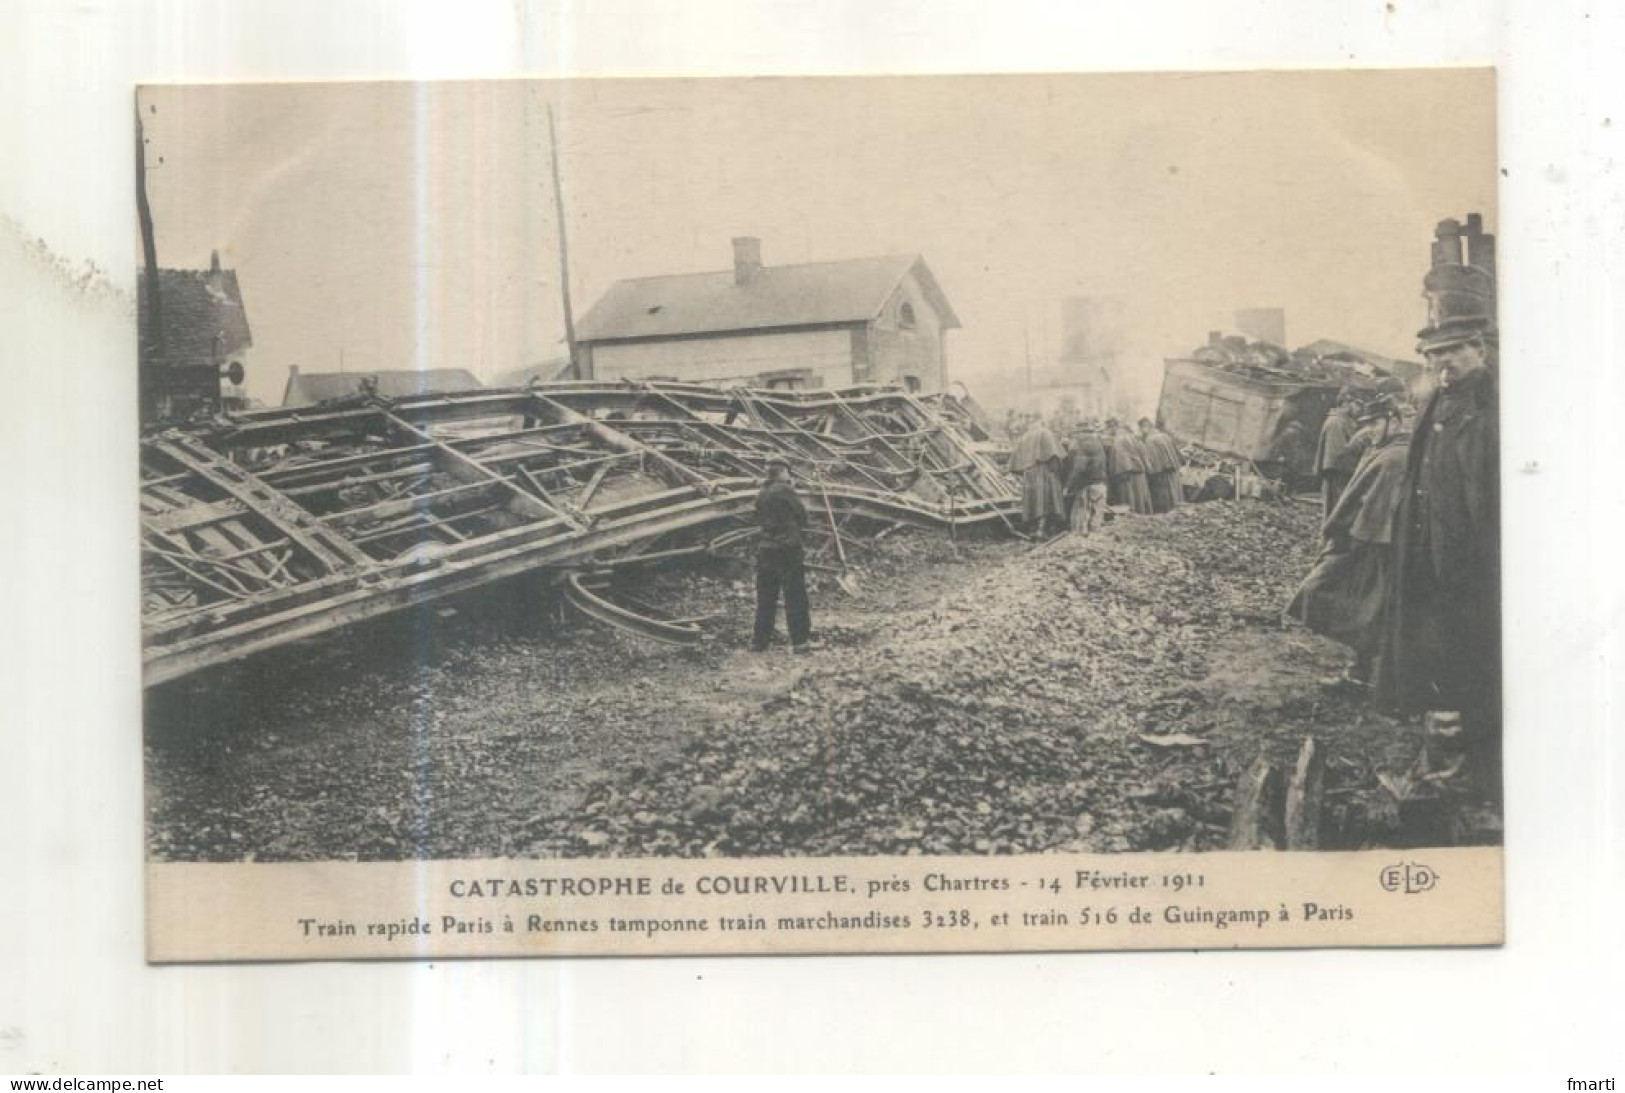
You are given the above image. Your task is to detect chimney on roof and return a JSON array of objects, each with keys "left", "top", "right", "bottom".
[
  {"left": 732, "top": 236, "right": 762, "bottom": 286},
  {"left": 1430, "top": 219, "right": 1464, "bottom": 268},
  {"left": 210, "top": 249, "right": 222, "bottom": 274}
]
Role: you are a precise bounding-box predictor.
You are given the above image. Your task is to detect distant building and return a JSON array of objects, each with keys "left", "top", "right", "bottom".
[
  {"left": 1234, "top": 307, "right": 1286, "bottom": 347},
  {"left": 282, "top": 366, "right": 482, "bottom": 407},
  {"left": 1027, "top": 363, "right": 1113, "bottom": 421},
  {"left": 138, "top": 250, "right": 253, "bottom": 423},
  {"left": 573, "top": 237, "right": 961, "bottom": 393},
  {"left": 1027, "top": 296, "right": 1118, "bottom": 419}
]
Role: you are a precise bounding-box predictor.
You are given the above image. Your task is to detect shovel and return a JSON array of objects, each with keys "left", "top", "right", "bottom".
[{"left": 815, "top": 476, "right": 862, "bottom": 597}]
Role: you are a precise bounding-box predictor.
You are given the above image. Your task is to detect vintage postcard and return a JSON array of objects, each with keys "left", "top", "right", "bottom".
[{"left": 138, "top": 72, "right": 1502, "bottom": 961}]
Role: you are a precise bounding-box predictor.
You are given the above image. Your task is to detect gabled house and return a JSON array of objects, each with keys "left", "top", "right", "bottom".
[
  {"left": 574, "top": 237, "right": 961, "bottom": 394},
  {"left": 138, "top": 250, "right": 253, "bottom": 422}
]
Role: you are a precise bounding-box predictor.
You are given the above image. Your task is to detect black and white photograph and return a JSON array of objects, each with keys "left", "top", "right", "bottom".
[{"left": 134, "top": 71, "right": 1503, "bottom": 957}]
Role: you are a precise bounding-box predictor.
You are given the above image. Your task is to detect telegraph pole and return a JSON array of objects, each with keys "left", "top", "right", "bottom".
[
  {"left": 136, "top": 96, "right": 163, "bottom": 357},
  {"left": 548, "top": 103, "right": 580, "bottom": 378}
]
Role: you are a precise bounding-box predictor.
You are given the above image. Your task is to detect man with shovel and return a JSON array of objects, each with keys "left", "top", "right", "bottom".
[{"left": 751, "top": 457, "right": 817, "bottom": 655}]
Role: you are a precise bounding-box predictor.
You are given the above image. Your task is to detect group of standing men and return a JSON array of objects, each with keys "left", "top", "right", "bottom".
[
  {"left": 1008, "top": 415, "right": 1184, "bottom": 537},
  {"left": 1291, "top": 319, "right": 1501, "bottom": 807},
  {"left": 1311, "top": 381, "right": 1407, "bottom": 518}
]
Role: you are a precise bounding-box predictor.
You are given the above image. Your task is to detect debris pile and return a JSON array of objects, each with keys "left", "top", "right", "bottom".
[
  {"left": 141, "top": 381, "right": 1020, "bottom": 684},
  {"left": 515, "top": 500, "right": 1379, "bottom": 858},
  {"left": 147, "top": 498, "right": 1466, "bottom": 862},
  {"left": 1190, "top": 333, "right": 1395, "bottom": 390}
]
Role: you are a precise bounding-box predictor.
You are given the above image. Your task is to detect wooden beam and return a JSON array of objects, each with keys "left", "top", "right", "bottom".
[
  {"left": 1226, "top": 756, "right": 1283, "bottom": 851},
  {"left": 514, "top": 465, "right": 588, "bottom": 529},
  {"left": 149, "top": 437, "right": 372, "bottom": 572},
  {"left": 1284, "top": 736, "right": 1326, "bottom": 851},
  {"left": 378, "top": 409, "right": 556, "bottom": 524},
  {"left": 575, "top": 460, "right": 615, "bottom": 510},
  {"left": 143, "top": 498, "right": 249, "bottom": 536},
  {"left": 318, "top": 479, "right": 498, "bottom": 528},
  {"left": 261, "top": 442, "right": 437, "bottom": 484}
]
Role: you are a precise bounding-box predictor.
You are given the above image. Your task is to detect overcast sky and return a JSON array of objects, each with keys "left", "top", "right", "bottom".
[{"left": 141, "top": 71, "right": 1495, "bottom": 409}]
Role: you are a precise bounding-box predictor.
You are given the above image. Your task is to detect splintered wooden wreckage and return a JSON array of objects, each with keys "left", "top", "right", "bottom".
[{"left": 140, "top": 381, "right": 1019, "bottom": 686}]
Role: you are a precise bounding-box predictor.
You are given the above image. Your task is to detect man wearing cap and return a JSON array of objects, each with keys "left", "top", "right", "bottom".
[
  {"left": 1288, "top": 395, "right": 1411, "bottom": 688},
  {"left": 752, "top": 458, "right": 815, "bottom": 654},
  {"left": 1376, "top": 318, "right": 1500, "bottom": 798},
  {"left": 1334, "top": 397, "right": 1393, "bottom": 480},
  {"left": 1314, "top": 390, "right": 1361, "bottom": 517}
]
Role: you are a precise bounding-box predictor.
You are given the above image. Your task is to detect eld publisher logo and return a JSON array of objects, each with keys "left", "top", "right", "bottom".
[{"left": 1380, "top": 861, "right": 1440, "bottom": 894}]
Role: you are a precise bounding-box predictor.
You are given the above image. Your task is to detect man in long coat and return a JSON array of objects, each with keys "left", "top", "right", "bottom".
[
  {"left": 1106, "top": 420, "right": 1153, "bottom": 515},
  {"left": 752, "top": 458, "right": 814, "bottom": 654},
  {"left": 1288, "top": 397, "right": 1409, "bottom": 686},
  {"left": 1375, "top": 323, "right": 1500, "bottom": 797},
  {"left": 1009, "top": 415, "right": 1065, "bottom": 535},
  {"left": 1138, "top": 418, "right": 1184, "bottom": 513},
  {"left": 1314, "top": 391, "right": 1360, "bottom": 517}
]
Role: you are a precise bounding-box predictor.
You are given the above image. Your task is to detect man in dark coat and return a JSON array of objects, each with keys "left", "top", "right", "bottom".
[
  {"left": 1105, "top": 421, "right": 1153, "bottom": 515},
  {"left": 1375, "top": 322, "right": 1500, "bottom": 794},
  {"left": 1288, "top": 397, "right": 1409, "bottom": 687},
  {"left": 1009, "top": 415, "right": 1066, "bottom": 535},
  {"left": 1062, "top": 427, "right": 1109, "bottom": 534},
  {"left": 1265, "top": 417, "right": 1312, "bottom": 488},
  {"left": 1138, "top": 417, "right": 1184, "bottom": 513},
  {"left": 1314, "top": 391, "right": 1360, "bottom": 517},
  {"left": 752, "top": 458, "right": 814, "bottom": 654}
]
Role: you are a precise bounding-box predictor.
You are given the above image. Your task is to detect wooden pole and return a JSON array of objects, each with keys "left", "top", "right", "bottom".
[
  {"left": 135, "top": 95, "right": 164, "bottom": 361},
  {"left": 548, "top": 104, "right": 580, "bottom": 379}
]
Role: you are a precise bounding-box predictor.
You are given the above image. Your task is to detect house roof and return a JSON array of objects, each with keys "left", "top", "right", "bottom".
[
  {"left": 575, "top": 254, "right": 961, "bottom": 343},
  {"left": 138, "top": 265, "right": 252, "bottom": 369},
  {"left": 282, "top": 368, "right": 483, "bottom": 407}
]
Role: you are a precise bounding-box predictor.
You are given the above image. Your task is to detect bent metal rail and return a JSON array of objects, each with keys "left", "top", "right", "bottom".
[{"left": 141, "top": 381, "right": 1020, "bottom": 686}]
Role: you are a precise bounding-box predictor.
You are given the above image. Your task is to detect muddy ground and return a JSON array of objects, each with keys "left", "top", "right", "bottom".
[{"left": 145, "top": 497, "right": 1499, "bottom": 862}]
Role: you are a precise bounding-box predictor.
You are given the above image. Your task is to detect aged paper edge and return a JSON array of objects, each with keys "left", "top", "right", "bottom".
[{"left": 148, "top": 847, "right": 1502, "bottom": 961}]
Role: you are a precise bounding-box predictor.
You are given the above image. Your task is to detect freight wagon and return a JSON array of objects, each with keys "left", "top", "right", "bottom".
[{"left": 1156, "top": 357, "right": 1345, "bottom": 470}]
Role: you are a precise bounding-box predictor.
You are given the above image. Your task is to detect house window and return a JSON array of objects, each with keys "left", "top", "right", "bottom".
[
  {"left": 903, "top": 375, "right": 921, "bottom": 393},
  {"left": 899, "top": 302, "right": 917, "bottom": 330},
  {"left": 760, "top": 368, "right": 817, "bottom": 392}
]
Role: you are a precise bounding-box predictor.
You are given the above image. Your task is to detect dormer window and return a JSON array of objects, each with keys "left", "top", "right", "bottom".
[{"left": 899, "top": 302, "right": 917, "bottom": 330}]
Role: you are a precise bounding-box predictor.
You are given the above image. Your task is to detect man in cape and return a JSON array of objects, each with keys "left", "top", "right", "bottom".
[
  {"left": 1138, "top": 417, "right": 1184, "bottom": 513},
  {"left": 1375, "top": 319, "right": 1500, "bottom": 798},
  {"left": 1009, "top": 413, "right": 1065, "bottom": 535},
  {"left": 1105, "top": 420, "right": 1153, "bottom": 515},
  {"left": 1288, "top": 396, "right": 1409, "bottom": 687}
]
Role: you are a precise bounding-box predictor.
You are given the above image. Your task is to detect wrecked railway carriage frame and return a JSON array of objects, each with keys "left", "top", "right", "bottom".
[{"left": 141, "top": 381, "right": 1019, "bottom": 686}]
